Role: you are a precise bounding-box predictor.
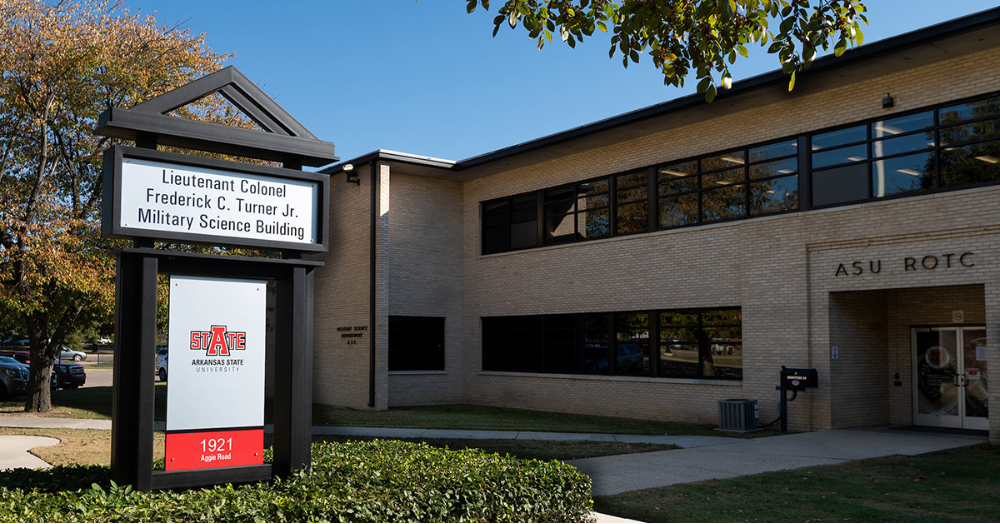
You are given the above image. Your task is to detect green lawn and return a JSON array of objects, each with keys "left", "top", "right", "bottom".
[
  {"left": 312, "top": 403, "right": 737, "bottom": 437},
  {"left": 3, "top": 385, "right": 735, "bottom": 437},
  {"left": 0, "top": 385, "right": 165, "bottom": 419},
  {"left": 594, "top": 444, "right": 1000, "bottom": 522}
]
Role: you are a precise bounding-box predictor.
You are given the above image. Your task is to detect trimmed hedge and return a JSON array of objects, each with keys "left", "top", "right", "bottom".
[{"left": 0, "top": 440, "right": 593, "bottom": 522}]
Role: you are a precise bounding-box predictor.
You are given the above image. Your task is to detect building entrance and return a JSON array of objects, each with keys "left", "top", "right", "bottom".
[{"left": 912, "top": 327, "right": 989, "bottom": 431}]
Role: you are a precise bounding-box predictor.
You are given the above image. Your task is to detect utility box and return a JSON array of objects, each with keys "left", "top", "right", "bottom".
[
  {"left": 781, "top": 368, "right": 818, "bottom": 390},
  {"left": 717, "top": 399, "right": 758, "bottom": 431}
]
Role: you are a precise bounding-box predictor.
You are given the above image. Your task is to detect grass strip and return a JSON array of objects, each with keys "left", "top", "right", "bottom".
[{"left": 593, "top": 444, "right": 1000, "bottom": 522}]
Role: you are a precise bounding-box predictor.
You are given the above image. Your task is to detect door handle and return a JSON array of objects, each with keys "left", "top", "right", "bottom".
[{"left": 954, "top": 374, "right": 966, "bottom": 386}]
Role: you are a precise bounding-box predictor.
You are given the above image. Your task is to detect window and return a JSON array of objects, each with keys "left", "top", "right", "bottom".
[
  {"left": 809, "top": 93, "right": 1000, "bottom": 207},
  {"left": 480, "top": 91, "right": 1000, "bottom": 255},
  {"left": 483, "top": 308, "right": 737, "bottom": 381},
  {"left": 658, "top": 309, "right": 742, "bottom": 380},
  {"left": 482, "top": 194, "right": 538, "bottom": 255},
  {"left": 614, "top": 171, "right": 648, "bottom": 235},
  {"left": 544, "top": 179, "right": 611, "bottom": 245},
  {"left": 656, "top": 139, "right": 799, "bottom": 230},
  {"left": 388, "top": 316, "right": 445, "bottom": 371}
]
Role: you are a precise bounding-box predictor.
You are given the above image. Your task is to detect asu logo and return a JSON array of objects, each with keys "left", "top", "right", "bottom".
[{"left": 190, "top": 325, "right": 247, "bottom": 356}]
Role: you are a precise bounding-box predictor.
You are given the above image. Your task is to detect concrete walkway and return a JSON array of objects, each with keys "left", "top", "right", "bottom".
[{"left": 0, "top": 435, "right": 59, "bottom": 469}]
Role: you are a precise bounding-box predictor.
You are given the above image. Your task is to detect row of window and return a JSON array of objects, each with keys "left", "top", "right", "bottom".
[
  {"left": 482, "top": 308, "right": 742, "bottom": 380},
  {"left": 482, "top": 93, "right": 1000, "bottom": 255}
]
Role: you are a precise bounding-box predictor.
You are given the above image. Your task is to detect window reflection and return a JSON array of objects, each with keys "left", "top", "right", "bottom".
[
  {"left": 871, "top": 111, "right": 933, "bottom": 137},
  {"left": 615, "top": 172, "right": 648, "bottom": 235},
  {"left": 750, "top": 176, "right": 798, "bottom": 215},
  {"left": 615, "top": 312, "right": 649, "bottom": 376},
  {"left": 659, "top": 309, "right": 742, "bottom": 380},
  {"left": 701, "top": 185, "right": 746, "bottom": 222},
  {"left": 812, "top": 125, "right": 866, "bottom": 150},
  {"left": 544, "top": 177, "right": 611, "bottom": 245},
  {"left": 940, "top": 139, "right": 1000, "bottom": 187},
  {"left": 483, "top": 308, "right": 741, "bottom": 381},
  {"left": 938, "top": 95, "right": 1000, "bottom": 124},
  {"left": 872, "top": 152, "right": 935, "bottom": 197},
  {"left": 658, "top": 194, "right": 699, "bottom": 228}
]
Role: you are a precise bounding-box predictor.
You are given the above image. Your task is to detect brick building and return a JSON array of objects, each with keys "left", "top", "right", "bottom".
[{"left": 309, "top": 8, "right": 1000, "bottom": 442}]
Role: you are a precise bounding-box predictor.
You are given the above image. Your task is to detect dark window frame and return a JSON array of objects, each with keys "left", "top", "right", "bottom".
[
  {"left": 482, "top": 307, "right": 741, "bottom": 382},
  {"left": 480, "top": 90, "right": 1000, "bottom": 256}
]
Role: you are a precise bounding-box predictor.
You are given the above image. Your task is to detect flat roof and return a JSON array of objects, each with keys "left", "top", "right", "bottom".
[{"left": 325, "top": 6, "right": 1000, "bottom": 180}]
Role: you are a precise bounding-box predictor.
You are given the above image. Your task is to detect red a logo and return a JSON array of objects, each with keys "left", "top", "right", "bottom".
[{"left": 190, "top": 325, "right": 246, "bottom": 356}]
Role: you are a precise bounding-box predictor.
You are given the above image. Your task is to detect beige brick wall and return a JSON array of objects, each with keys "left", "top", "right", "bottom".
[
  {"left": 457, "top": 45, "right": 1000, "bottom": 437},
  {"left": 387, "top": 173, "right": 465, "bottom": 406},
  {"left": 309, "top": 165, "right": 382, "bottom": 409},
  {"left": 828, "top": 290, "right": 889, "bottom": 429}
]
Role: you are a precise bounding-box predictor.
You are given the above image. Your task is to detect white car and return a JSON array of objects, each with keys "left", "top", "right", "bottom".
[
  {"left": 97, "top": 336, "right": 112, "bottom": 345},
  {"left": 59, "top": 345, "right": 87, "bottom": 361},
  {"left": 155, "top": 348, "right": 168, "bottom": 382}
]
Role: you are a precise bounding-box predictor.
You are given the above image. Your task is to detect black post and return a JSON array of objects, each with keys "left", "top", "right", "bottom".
[
  {"left": 272, "top": 265, "right": 314, "bottom": 475},
  {"left": 110, "top": 252, "right": 157, "bottom": 490}
]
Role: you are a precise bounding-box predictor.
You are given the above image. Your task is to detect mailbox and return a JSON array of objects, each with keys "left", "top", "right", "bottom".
[{"left": 780, "top": 367, "right": 818, "bottom": 390}]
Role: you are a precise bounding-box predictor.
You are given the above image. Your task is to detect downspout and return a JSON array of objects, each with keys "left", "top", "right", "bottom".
[{"left": 368, "top": 159, "right": 377, "bottom": 408}]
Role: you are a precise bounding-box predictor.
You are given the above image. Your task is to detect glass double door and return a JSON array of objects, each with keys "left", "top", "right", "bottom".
[{"left": 912, "top": 327, "right": 989, "bottom": 430}]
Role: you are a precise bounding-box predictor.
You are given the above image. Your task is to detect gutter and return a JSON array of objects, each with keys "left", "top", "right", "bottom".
[{"left": 368, "top": 159, "right": 377, "bottom": 408}]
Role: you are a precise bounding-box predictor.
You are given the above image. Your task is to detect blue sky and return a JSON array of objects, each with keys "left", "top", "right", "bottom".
[{"left": 127, "top": 1, "right": 998, "bottom": 164}]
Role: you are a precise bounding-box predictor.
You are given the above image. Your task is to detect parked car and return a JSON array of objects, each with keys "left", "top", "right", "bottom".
[
  {"left": 97, "top": 336, "right": 112, "bottom": 345},
  {"left": 156, "top": 348, "right": 168, "bottom": 382},
  {"left": 54, "top": 361, "right": 86, "bottom": 389},
  {"left": 59, "top": 345, "right": 87, "bottom": 361},
  {"left": 0, "top": 356, "right": 29, "bottom": 399},
  {"left": 0, "top": 351, "right": 30, "bottom": 365}
]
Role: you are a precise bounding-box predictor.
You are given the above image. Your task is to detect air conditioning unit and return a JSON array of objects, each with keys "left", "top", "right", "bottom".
[{"left": 717, "top": 398, "right": 758, "bottom": 431}]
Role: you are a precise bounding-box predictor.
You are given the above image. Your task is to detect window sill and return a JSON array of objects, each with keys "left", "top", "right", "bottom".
[
  {"left": 478, "top": 370, "right": 741, "bottom": 386},
  {"left": 389, "top": 370, "right": 447, "bottom": 376}
]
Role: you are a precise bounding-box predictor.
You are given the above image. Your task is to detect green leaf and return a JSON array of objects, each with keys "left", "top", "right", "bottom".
[
  {"left": 697, "top": 76, "right": 711, "bottom": 94},
  {"left": 466, "top": 0, "right": 477, "bottom": 14},
  {"left": 788, "top": 70, "right": 796, "bottom": 91},
  {"left": 705, "top": 83, "right": 718, "bottom": 103},
  {"left": 834, "top": 37, "right": 847, "bottom": 56}
]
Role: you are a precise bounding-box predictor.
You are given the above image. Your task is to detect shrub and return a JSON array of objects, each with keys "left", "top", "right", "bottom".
[{"left": 0, "top": 440, "right": 593, "bottom": 522}]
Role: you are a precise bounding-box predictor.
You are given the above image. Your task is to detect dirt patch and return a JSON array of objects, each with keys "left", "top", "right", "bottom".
[{"left": 0, "top": 428, "right": 164, "bottom": 466}]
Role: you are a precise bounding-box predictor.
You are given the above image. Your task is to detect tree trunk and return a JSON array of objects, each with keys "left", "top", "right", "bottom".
[{"left": 24, "top": 325, "right": 54, "bottom": 412}]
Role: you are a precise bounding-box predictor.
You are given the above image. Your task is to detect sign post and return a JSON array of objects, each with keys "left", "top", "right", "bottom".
[{"left": 97, "top": 66, "right": 336, "bottom": 491}]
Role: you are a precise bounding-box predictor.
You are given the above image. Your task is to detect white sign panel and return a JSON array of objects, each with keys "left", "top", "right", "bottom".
[
  {"left": 167, "top": 275, "right": 266, "bottom": 431},
  {"left": 120, "top": 157, "right": 318, "bottom": 246}
]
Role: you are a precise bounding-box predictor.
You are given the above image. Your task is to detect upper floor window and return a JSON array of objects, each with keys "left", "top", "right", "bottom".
[
  {"left": 810, "top": 94, "right": 1000, "bottom": 208},
  {"left": 481, "top": 91, "right": 1000, "bottom": 256}
]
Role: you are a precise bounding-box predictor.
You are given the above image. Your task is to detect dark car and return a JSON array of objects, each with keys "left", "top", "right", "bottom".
[
  {"left": 0, "top": 351, "right": 30, "bottom": 365},
  {"left": 54, "top": 361, "right": 86, "bottom": 389},
  {"left": 0, "top": 351, "right": 85, "bottom": 388}
]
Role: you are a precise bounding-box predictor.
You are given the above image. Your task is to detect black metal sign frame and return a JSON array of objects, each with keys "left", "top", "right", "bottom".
[
  {"left": 111, "top": 249, "right": 318, "bottom": 490},
  {"left": 102, "top": 146, "right": 330, "bottom": 253},
  {"left": 97, "top": 66, "right": 336, "bottom": 491}
]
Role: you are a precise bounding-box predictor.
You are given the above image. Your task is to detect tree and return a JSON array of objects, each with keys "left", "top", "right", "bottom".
[
  {"left": 0, "top": 0, "right": 242, "bottom": 411},
  {"left": 469, "top": 0, "right": 868, "bottom": 101}
]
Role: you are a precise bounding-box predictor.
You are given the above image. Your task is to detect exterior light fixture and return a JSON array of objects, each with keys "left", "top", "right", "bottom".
[
  {"left": 882, "top": 93, "right": 894, "bottom": 108},
  {"left": 343, "top": 163, "right": 360, "bottom": 185}
]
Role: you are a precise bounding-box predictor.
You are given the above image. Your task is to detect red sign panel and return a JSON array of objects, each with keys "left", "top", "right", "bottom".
[{"left": 165, "top": 429, "right": 264, "bottom": 471}]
